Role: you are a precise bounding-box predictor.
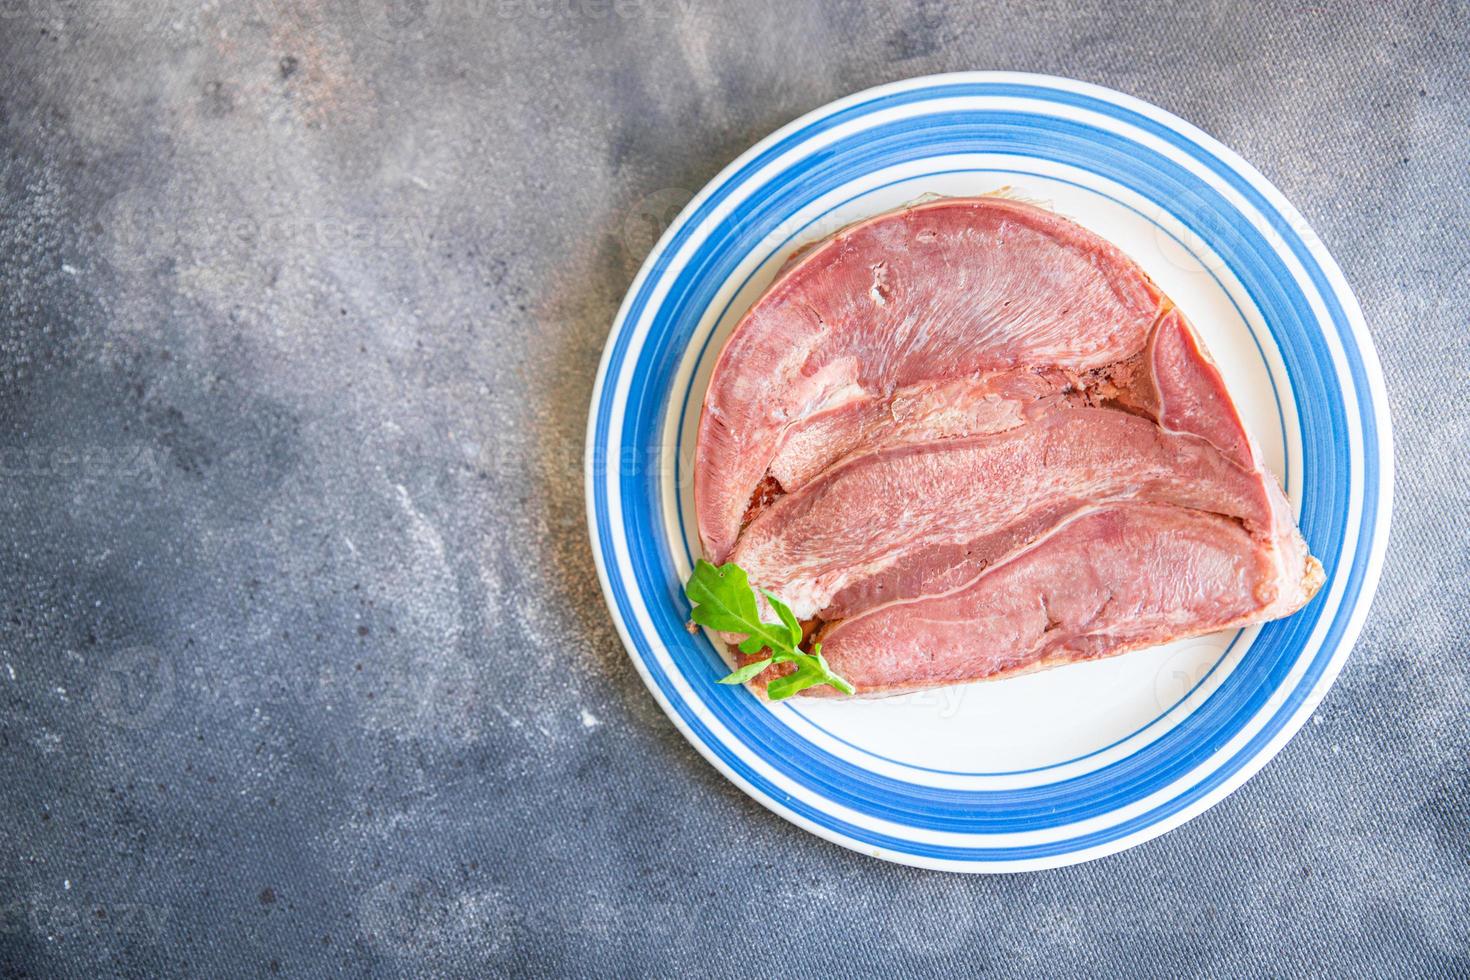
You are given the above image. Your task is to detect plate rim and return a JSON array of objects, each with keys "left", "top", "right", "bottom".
[{"left": 584, "top": 70, "right": 1395, "bottom": 872}]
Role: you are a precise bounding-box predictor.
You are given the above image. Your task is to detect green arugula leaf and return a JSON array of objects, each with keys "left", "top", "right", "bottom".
[
  {"left": 763, "top": 590, "right": 804, "bottom": 649},
  {"left": 766, "top": 662, "right": 826, "bottom": 701},
  {"left": 684, "top": 559, "right": 855, "bottom": 700},
  {"left": 717, "top": 658, "right": 773, "bottom": 685},
  {"left": 685, "top": 561, "right": 790, "bottom": 654}
]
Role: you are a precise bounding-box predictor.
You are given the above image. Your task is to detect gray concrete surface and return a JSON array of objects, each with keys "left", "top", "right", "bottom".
[{"left": 1, "top": 1, "right": 1466, "bottom": 976}]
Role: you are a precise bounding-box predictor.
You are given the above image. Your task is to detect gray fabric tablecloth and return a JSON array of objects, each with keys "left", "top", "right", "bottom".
[{"left": 1, "top": 1, "right": 1465, "bottom": 976}]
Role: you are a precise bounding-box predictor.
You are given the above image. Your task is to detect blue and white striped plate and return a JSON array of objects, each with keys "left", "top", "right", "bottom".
[{"left": 585, "top": 73, "right": 1393, "bottom": 872}]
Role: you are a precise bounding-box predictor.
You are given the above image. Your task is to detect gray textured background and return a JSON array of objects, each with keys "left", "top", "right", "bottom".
[{"left": 1, "top": 0, "right": 1466, "bottom": 977}]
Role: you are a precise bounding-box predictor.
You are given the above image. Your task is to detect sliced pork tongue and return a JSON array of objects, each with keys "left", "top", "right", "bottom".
[
  {"left": 695, "top": 196, "right": 1162, "bottom": 564},
  {"left": 814, "top": 503, "right": 1303, "bottom": 697},
  {"left": 693, "top": 197, "right": 1323, "bottom": 698},
  {"left": 730, "top": 406, "right": 1277, "bottom": 624}
]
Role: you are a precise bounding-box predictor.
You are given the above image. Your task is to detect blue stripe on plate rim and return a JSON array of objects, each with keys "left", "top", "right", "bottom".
[
  {"left": 584, "top": 72, "right": 1393, "bottom": 871},
  {"left": 623, "top": 116, "right": 1330, "bottom": 824}
]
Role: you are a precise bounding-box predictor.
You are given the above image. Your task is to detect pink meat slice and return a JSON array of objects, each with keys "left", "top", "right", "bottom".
[
  {"left": 731, "top": 407, "right": 1276, "bottom": 623},
  {"left": 1135, "top": 303, "right": 1257, "bottom": 469},
  {"left": 730, "top": 307, "right": 1309, "bottom": 625},
  {"left": 787, "top": 503, "right": 1305, "bottom": 697},
  {"left": 695, "top": 197, "right": 1324, "bottom": 698},
  {"left": 695, "top": 196, "right": 1162, "bottom": 563},
  {"left": 766, "top": 369, "right": 1069, "bottom": 492}
]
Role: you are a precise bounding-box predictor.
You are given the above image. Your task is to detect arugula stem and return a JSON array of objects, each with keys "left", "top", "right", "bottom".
[{"left": 684, "top": 559, "right": 855, "bottom": 700}]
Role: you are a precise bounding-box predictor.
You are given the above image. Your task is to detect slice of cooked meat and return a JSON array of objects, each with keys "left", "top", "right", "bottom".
[
  {"left": 731, "top": 407, "right": 1276, "bottom": 623},
  {"left": 694, "top": 196, "right": 1323, "bottom": 698},
  {"left": 695, "top": 196, "right": 1162, "bottom": 564},
  {"left": 765, "top": 368, "right": 1072, "bottom": 493},
  {"left": 800, "top": 503, "right": 1313, "bottom": 697}
]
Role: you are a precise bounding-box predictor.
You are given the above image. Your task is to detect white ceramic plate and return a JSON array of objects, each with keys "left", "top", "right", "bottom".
[{"left": 585, "top": 72, "right": 1393, "bottom": 872}]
